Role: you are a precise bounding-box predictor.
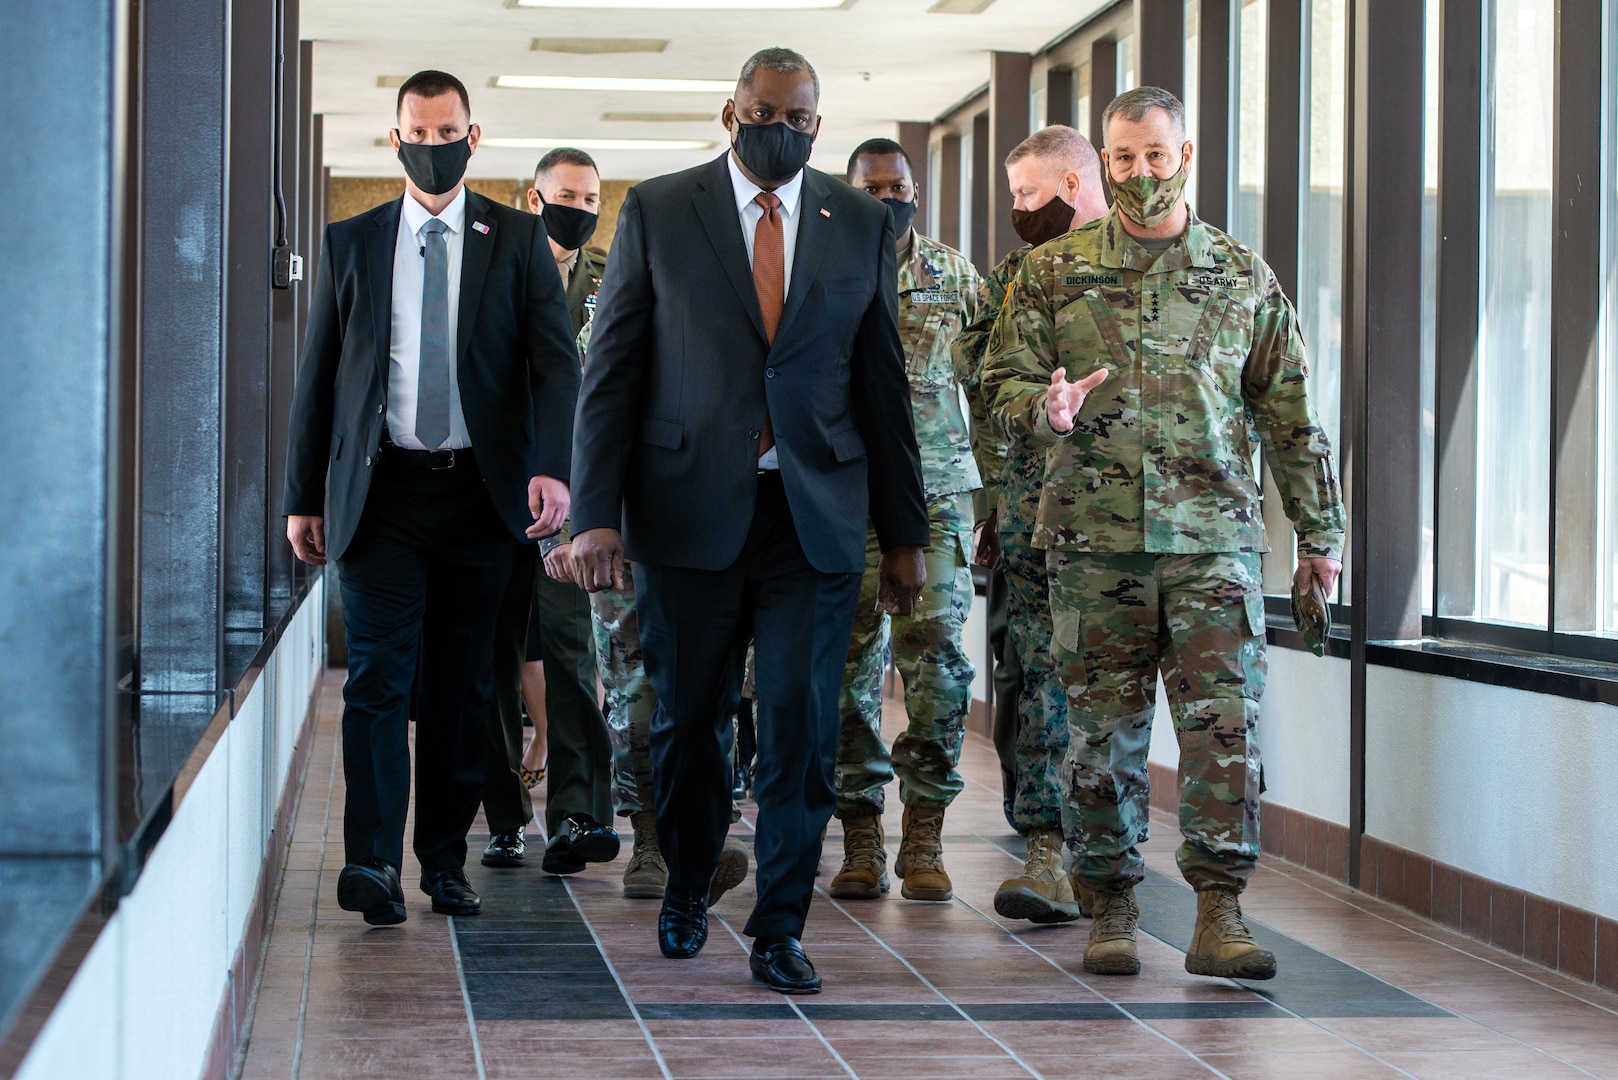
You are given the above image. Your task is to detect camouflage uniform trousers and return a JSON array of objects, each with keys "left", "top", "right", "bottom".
[
  {"left": 592, "top": 562, "right": 743, "bottom": 823},
  {"left": 1000, "top": 529, "right": 1069, "bottom": 834},
  {"left": 1048, "top": 549, "right": 1267, "bottom": 893},
  {"left": 590, "top": 562, "right": 656, "bottom": 817},
  {"left": 835, "top": 493, "right": 975, "bottom": 818}
]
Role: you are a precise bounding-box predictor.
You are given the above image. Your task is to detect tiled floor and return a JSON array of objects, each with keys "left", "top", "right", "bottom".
[{"left": 238, "top": 672, "right": 1618, "bottom": 1079}]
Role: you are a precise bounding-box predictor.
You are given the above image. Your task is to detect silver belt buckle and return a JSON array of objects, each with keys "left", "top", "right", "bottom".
[{"left": 430, "top": 447, "right": 456, "bottom": 471}]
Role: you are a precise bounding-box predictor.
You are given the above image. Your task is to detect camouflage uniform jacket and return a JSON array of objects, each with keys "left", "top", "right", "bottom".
[
  {"left": 952, "top": 246, "right": 1042, "bottom": 532},
  {"left": 982, "top": 208, "right": 1344, "bottom": 559},
  {"left": 898, "top": 232, "right": 984, "bottom": 501}
]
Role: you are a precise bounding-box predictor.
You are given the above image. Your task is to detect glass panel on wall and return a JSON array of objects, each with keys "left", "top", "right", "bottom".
[
  {"left": 1117, "top": 34, "right": 1137, "bottom": 93},
  {"left": 1420, "top": 0, "right": 1441, "bottom": 613},
  {"left": 1031, "top": 80, "right": 1047, "bottom": 133},
  {"left": 1600, "top": 0, "right": 1618, "bottom": 634},
  {"left": 928, "top": 143, "right": 943, "bottom": 239},
  {"left": 1185, "top": 0, "right": 1201, "bottom": 210},
  {"left": 1477, "top": 0, "right": 1553, "bottom": 627},
  {"left": 1298, "top": 0, "right": 1346, "bottom": 460},
  {"left": 959, "top": 127, "right": 974, "bottom": 262},
  {"left": 1230, "top": 0, "right": 1268, "bottom": 251},
  {"left": 1074, "top": 60, "right": 1092, "bottom": 142}
]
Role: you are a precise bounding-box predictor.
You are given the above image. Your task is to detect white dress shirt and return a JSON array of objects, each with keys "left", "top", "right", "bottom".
[
  {"left": 388, "top": 187, "right": 471, "bottom": 450},
  {"left": 727, "top": 152, "right": 804, "bottom": 469}
]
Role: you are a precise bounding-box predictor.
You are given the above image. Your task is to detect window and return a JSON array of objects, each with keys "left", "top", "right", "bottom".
[
  {"left": 959, "top": 127, "right": 973, "bottom": 262},
  {"left": 1031, "top": 80, "right": 1047, "bottom": 133},
  {"left": 1074, "top": 60, "right": 1092, "bottom": 141},
  {"left": 1116, "top": 34, "right": 1137, "bottom": 93},
  {"left": 1420, "top": 0, "right": 1441, "bottom": 614},
  {"left": 1184, "top": 0, "right": 1201, "bottom": 210},
  {"left": 928, "top": 143, "right": 943, "bottom": 238},
  {"left": 1230, "top": 0, "right": 1268, "bottom": 252},
  {"left": 1298, "top": 0, "right": 1346, "bottom": 459},
  {"left": 1476, "top": 0, "right": 1553, "bottom": 627},
  {"left": 1600, "top": 0, "right": 1618, "bottom": 633}
]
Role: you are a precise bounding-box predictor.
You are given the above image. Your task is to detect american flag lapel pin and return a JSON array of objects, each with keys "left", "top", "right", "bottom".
[
  {"left": 819, "top": 208, "right": 831, "bottom": 218},
  {"left": 472, "top": 221, "right": 490, "bottom": 234}
]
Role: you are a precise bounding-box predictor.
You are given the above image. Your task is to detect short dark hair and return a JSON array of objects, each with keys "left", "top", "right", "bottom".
[
  {"left": 846, "top": 138, "right": 913, "bottom": 180},
  {"left": 396, "top": 70, "right": 471, "bottom": 120},
  {"left": 737, "top": 47, "right": 819, "bottom": 100},
  {"left": 534, "top": 147, "right": 599, "bottom": 185}
]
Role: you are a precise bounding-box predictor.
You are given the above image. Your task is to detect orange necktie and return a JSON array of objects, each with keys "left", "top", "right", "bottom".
[{"left": 752, "top": 191, "right": 782, "bottom": 456}]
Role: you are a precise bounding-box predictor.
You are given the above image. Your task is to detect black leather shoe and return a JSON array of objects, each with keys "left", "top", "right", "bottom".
[
  {"left": 420, "top": 868, "right": 482, "bottom": 916},
  {"left": 542, "top": 814, "right": 621, "bottom": 875},
  {"left": 481, "top": 828, "right": 526, "bottom": 868},
  {"left": 658, "top": 889, "right": 708, "bottom": 958},
  {"left": 750, "top": 936, "right": 821, "bottom": 994},
  {"left": 337, "top": 859, "right": 407, "bottom": 926}
]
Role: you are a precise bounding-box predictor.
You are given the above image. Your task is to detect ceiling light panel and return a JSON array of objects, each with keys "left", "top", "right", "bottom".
[
  {"left": 530, "top": 37, "right": 669, "bottom": 53},
  {"left": 513, "top": 0, "right": 849, "bottom": 9},
  {"left": 495, "top": 75, "right": 734, "bottom": 93},
  {"left": 481, "top": 137, "right": 717, "bottom": 150},
  {"left": 927, "top": 0, "right": 998, "bottom": 11},
  {"left": 602, "top": 111, "right": 717, "bottom": 123}
]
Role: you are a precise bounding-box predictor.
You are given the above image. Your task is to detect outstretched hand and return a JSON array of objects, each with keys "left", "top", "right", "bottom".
[{"left": 1046, "top": 366, "right": 1109, "bottom": 434}]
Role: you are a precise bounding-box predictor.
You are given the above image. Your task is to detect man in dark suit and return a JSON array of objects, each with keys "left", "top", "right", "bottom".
[
  {"left": 570, "top": 47, "right": 928, "bottom": 994},
  {"left": 481, "top": 147, "right": 619, "bottom": 876},
  {"left": 284, "top": 70, "right": 580, "bottom": 925}
]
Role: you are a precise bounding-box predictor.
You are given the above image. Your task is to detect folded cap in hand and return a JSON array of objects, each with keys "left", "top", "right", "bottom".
[{"left": 1290, "top": 577, "right": 1332, "bottom": 657}]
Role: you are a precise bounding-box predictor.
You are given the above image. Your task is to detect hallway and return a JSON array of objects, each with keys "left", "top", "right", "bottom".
[{"left": 236, "top": 674, "right": 1618, "bottom": 1080}]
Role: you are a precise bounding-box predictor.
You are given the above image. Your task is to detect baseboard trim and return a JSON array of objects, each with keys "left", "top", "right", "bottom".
[
  {"left": 198, "top": 686, "right": 320, "bottom": 1080},
  {"left": 1145, "top": 760, "right": 1618, "bottom": 992}
]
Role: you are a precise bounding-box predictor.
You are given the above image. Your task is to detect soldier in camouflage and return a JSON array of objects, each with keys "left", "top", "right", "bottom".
[
  {"left": 829, "top": 139, "right": 984, "bottom": 904},
  {"left": 983, "top": 88, "right": 1344, "bottom": 980},
  {"left": 955, "top": 125, "right": 1110, "bottom": 926}
]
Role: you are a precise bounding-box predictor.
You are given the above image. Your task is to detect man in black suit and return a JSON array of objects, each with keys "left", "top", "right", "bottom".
[
  {"left": 284, "top": 70, "right": 580, "bottom": 925},
  {"left": 570, "top": 47, "right": 929, "bottom": 993}
]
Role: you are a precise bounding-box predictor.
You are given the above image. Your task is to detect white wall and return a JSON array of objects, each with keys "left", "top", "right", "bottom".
[
  {"left": 18, "top": 584, "right": 325, "bottom": 1080},
  {"left": 1366, "top": 665, "right": 1618, "bottom": 922}
]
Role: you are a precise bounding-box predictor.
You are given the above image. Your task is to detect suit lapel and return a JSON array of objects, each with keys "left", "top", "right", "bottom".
[
  {"left": 366, "top": 198, "right": 403, "bottom": 383},
  {"left": 457, "top": 191, "right": 495, "bottom": 365},
  {"left": 775, "top": 168, "right": 830, "bottom": 344},
  {"left": 692, "top": 155, "right": 768, "bottom": 345}
]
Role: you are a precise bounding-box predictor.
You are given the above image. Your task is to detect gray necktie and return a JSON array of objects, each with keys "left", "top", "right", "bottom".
[{"left": 415, "top": 217, "right": 452, "bottom": 450}]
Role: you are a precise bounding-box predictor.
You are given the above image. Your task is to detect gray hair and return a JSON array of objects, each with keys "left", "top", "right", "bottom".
[
  {"left": 1101, "top": 86, "right": 1188, "bottom": 147},
  {"left": 1005, "top": 125, "right": 1101, "bottom": 181},
  {"left": 737, "top": 47, "right": 820, "bottom": 100}
]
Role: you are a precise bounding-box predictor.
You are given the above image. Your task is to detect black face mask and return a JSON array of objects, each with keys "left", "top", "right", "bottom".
[
  {"left": 731, "top": 120, "right": 814, "bottom": 184},
  {"left": 540, "top": 200, "right": 598, "bottom": 251},
  {"left": 396, "top": 134, "right": 472, "bottom": 196},
  {"left": 1010, "top": 191, "right": 1076, "bottom": 247},
  {"left": 882, "top": 197, "right": 918, "bottom": 239}
]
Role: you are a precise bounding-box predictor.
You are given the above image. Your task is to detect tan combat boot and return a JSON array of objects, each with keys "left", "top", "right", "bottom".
[
  {"left": 622, "top": 810, "right": 667, "bottom": 899},
  {"left": 1185, "top": 885, "right": 1276, "bottom": 980},
  {"left": 993, "top": 828, "right": 1081, "bottom": 923},
  {"left": 708, "top": 836, "right": 750, "bottom": 905},
  {"left": 1082, "top": 888, "right": 1141, "bottom": 975},
  {"left": 828, "top": 815, "right": 889, "bottom": 899},
  {"left": 895, "top": 806, "right": 953, "bottom": 901}
]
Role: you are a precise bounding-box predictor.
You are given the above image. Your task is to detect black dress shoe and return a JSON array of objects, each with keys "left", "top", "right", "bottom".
[
  {"left": 750, "top": 936, "right": 821, "bottom": 994},
  {"left": 336, "top": 859, "right": 407, "bottom": 926},
  {"left": 542, "top": 814, "right": 621, "bottom": 875},
  {"left": 420, "top": 868, "right": 482, "bottom": 916},
  {"left": 658, "top": 889, "right": 708, "bottom": 958},
  {"left": 481, "top": 828, "right": 526, "bottom": 868}
]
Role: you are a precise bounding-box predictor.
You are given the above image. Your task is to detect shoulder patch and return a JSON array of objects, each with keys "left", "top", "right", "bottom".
[{"left": 1061, "top": 273, "right": 1123, "bottom": 288}]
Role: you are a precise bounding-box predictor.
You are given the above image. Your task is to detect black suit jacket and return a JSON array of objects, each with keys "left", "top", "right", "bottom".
[
  {"left": 284, "top": 190, "right": 581, "bottom": 561},
  {"left": 570, "top": 154, "right": 928, "bottom": 574}
]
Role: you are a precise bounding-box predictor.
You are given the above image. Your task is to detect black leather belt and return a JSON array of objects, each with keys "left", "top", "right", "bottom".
[{"left": 381, "top": 440, "right": 473, "bottom": 471}]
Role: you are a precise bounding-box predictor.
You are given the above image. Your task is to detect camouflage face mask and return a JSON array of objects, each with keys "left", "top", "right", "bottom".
[{"left": 1108, "top": 162, "right": 1189, "bottom": 228}]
